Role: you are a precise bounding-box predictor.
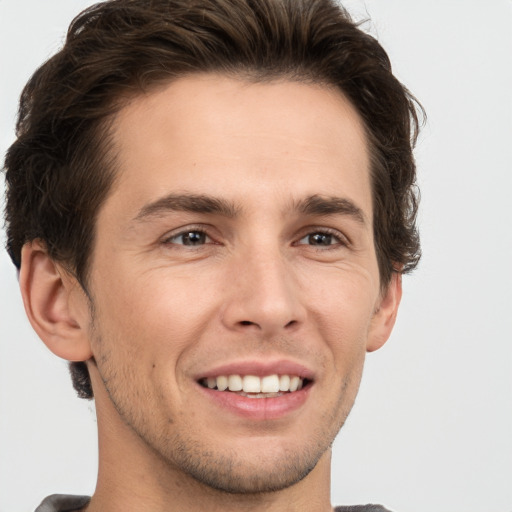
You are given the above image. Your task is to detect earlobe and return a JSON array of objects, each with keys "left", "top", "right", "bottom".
[
  {"left": 19, "top": 240, "right": 93, "bottom": 362},
  {"left": 366, "top": 272, "right": 402, "bottom": 353}
]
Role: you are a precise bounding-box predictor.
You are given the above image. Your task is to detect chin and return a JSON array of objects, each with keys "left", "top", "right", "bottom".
[
  {"left": 150, "top": 417, "right": 343, "bottom": 495},
  {"left": 170, "top": 444, "right": 323, "bottom": 494}
]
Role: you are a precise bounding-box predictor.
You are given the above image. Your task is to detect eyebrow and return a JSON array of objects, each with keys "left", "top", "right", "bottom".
[
  {"left": 132, "top": 192, "right": 366, "bottom": 225},
  {"left": 133, "top": 193, "right": 240, "bottom": 222},
  {"left": 293, "top": 194, "right": 366, "bottom": 224}
]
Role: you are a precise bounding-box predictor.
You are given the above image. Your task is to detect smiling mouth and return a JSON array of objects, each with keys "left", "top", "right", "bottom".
[{"left": 199, "top": 374, "right": 311, "bottom": 398}]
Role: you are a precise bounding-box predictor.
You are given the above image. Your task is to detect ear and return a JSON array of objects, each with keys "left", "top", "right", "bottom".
[
  {"left": 19, "top": 240, "right": 93, "bottom": 362},
  {"left": 366, "top": 272, "right": 402, "bottom": 353}
]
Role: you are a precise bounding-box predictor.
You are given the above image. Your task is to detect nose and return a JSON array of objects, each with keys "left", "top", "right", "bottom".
[{"left": 221, "top": 248, "right": 305, "bottom": 337}]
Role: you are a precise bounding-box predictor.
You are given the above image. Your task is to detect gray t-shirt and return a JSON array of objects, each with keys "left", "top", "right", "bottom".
[
  {"left": 35, "top": 494, "right": 393, "bottom": 511},
  {"left": 35, "top": 495, "right": 91, "bottom": 512}
]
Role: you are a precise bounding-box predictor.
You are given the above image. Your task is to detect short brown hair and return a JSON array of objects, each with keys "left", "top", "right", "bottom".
[{"left": 3, "top": 0, "right": 423, "bottom": 399}]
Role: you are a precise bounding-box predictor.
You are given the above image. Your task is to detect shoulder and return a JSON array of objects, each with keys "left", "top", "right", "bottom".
[{"left": 34, "top": 495, "right": 91, "bottom": 512}]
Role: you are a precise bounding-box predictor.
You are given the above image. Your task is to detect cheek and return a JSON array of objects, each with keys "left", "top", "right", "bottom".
[
  {"left": 301, "top": 265, "right": 377, "bottom": 337},
  {"left": 89, "top": 264, "right": 220, "bottom": 363},
  {"left": 298, "top": 264, "right": 377, "bottom": 383}
]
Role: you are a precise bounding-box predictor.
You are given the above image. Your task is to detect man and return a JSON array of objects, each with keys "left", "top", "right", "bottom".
[{"left": 2, "top": 0, "right": 422, "bottom": 510}]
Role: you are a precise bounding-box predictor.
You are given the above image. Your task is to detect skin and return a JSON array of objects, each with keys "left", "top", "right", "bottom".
[{"left": 20, "top": 75, "right": 401, "bottom": 512}]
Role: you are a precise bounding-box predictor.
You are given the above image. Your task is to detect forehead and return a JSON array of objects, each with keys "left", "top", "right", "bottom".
[{"left": 105, "top": 74, "right": 372, "bottom": 219}]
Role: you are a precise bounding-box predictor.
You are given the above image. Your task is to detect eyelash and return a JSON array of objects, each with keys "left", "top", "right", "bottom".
[
  {"left": 162, "top": 226, "right": 213, "bottom": 247},
  {"left": 162, "top": 225, "right": 349, "bottom": 250},
  {"left": 295, "top": 227, "right": 349, "bottom": 250}
]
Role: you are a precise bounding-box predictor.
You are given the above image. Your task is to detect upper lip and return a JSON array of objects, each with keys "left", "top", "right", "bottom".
[{"left": 196, "top": 359, "right": 315, "bottom": 381}]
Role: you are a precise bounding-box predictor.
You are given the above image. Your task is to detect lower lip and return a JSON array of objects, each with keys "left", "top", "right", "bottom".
[{"left": 198, "top": 384, "right": 312, "bottom": 420}]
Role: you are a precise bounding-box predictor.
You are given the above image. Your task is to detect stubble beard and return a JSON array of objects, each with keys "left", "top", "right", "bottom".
[
  {"left": 118, "top": 396, "right": 352, "bottom": 496},
  {"left": 89, "top": 315, "right": 360, "bottom": 495},
  {"left": 100, "top": 358, "right": 357, "bottom": 495}
]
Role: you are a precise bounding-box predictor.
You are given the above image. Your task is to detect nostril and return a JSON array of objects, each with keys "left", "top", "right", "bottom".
[{"left": 239, "top": 319, "right": 297, "bottom": 328}]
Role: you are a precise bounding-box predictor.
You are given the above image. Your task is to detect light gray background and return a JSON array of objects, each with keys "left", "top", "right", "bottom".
[{"left": 1, "top": 1, "right": 511, "bottom": 511}]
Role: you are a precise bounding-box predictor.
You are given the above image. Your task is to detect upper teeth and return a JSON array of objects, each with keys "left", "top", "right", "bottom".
[{"left": 204, "top": 374, "right": 304, "bottom": 393}]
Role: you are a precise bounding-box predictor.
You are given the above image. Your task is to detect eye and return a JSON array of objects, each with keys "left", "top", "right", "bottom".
[
  {"left": 165, "top": 230, "right": 212, "bottom": 246},
  {"left": 297, "top": 230, "right": 346, "bottom": 248}
]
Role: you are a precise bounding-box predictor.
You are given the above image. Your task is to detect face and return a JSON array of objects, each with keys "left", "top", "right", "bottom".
[{"left": 84, "top": 75, "right": 397, "bottom": 493}]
